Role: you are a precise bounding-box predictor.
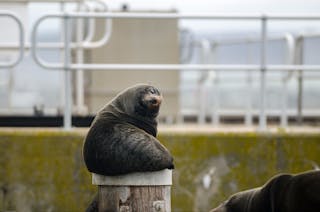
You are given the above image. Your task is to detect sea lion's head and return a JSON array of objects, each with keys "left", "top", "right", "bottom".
[
  {"left": 113, "top": 84, "right": 163, "bottom": 119},
  {"left": 210, "top": 187, "right": 262, "bottom": 212}
]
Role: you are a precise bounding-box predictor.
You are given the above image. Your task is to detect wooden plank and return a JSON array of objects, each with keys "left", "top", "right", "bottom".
[
  {"left": 94, "top": 170, "right": 172, "bottom": 212},
  {"left": 98, "top": 186, "right": 171, "bottom": 212}
]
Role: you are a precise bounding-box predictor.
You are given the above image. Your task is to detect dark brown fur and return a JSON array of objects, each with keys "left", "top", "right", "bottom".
[
  {"left": 211, "top": 170, "right": 320, "bottom": 212},
  {"left": 83, "top": 84, "right": 174, "bottom": 176},
  {"left": 83, "top": 84, "right": 174, "bottom": 211}
]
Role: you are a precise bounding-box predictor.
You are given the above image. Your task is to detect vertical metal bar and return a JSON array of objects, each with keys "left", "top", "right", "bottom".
[
  {"left": 76, "top": 2, "right": 86, "bottom": 114},
  {"left": 212, "top": 73, "right": 220, "bottom": 126},
  {"left": 281, "top": 77, "right": 288, "bottom": 127},
  {"left": 199, "top": 85, "right": 206, "bottom": 124},
  {"left": 281, "top": 34, "right": 295, "bottom": 128},
  {"left": 259, "top": 16, "right": 267, "bottom": 131},
  {"left": 245, "top": 69, "right": 253, "bottom": 126},
  {"left": 245, "top": 41, "right": 253, "bottom": 126},
  {"left": 297, "top": 71, "right": 303, "bottom": 124},
  {"left": 296, "top": 37, "right": 304, "bottom": 125},
  {"left": 177, "top": 83, "right": 184, "bottom": 124},
  {"left": 209, "top": 44, "right": 219, "bottom": 126},
  {"left": 8, "top": 68, "right": 14, "bottom": 112},
  {"left": 59, "top": 2, "right": 66, "bottom": 116},
  {"left": 198, "top": 39, "right": 210, "bottom": 124},
  {"left": 63, "top": 15, "right": 72, "bottom": 130}
]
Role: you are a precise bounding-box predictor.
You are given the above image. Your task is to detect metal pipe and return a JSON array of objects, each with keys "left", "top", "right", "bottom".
[
  {"left": 75, "top": 2, "right": 86, "bottom": 115},
  {"left": 0, "top": 11, "right": 24, "bottom": 68},
  {"left": 198, "top": 39, "right": 211, "bottom": 124},
  {"left": 296, "top": 36, "right": 304, "bottom": 125},
  {"left": 190, "top": 32, "right": 320, "bottom": 47},
  {"left": 29, "top": 12, "right": 320, "bottom": 130},
  {"left": 58, "top": 1, "right": 66, "bottom": 120},
  {"left": 71, "top": 64, "right": 320, "bottom": 71},
  {"left": 211, "top": 74, "right": 220, "bottom": 126},
  {"left": 245, "top": 41, "right": 253, "bottom": 126},
  {"left": 191, "top": 34, "right": 288, "bottom": 47},
  {"left": 5, "top": 31, "right": 320, "bottom": 50},
  {"left": 259, "top": 16, "right": 267, "bottom": 131},
  {"left": 210, "top": 45, "right": 220, "bottom": 126},
  {"left": 281, "top": 34, "right": 295, "bottom": 128},
  {"left": 0, "top": 2, "right": 111, "bottom": 50},
  {"left": 4, "top": 31, "right": 320, "bottom": 51},
  {"left": 35, "top": 12, "right": 320, "bottom": 20},
  {"left": 198, "top": 85, "right": 207, "bottom": 124},
  {"left": 81, "top": 0, "right": 113, "bottom": 48},
  {"left": 31, "top": 13, "right": 320, "bottom": 71},
  {"left": 63, "top": 15, "right": 72, "bottom": 130},
  {"left": 83, "top": 18, "right": 112, "bottom": 48}
]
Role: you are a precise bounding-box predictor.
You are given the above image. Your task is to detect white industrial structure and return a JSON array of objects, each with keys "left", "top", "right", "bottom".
[{"left": 0, "top": 0, "right": 320, "bottom": 131}]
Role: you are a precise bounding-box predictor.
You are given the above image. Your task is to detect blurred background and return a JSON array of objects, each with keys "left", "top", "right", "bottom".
[
  {"left": 1, "top": 0, "right": 320, "bottom": 128},
  {"left": 0, "top": 0, "right": 320, "bottom": 211}
]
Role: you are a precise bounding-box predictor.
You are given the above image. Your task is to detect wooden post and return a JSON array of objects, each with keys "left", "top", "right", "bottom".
[{"left": 92, "top": 169, "right": 172, "bottom": 212}]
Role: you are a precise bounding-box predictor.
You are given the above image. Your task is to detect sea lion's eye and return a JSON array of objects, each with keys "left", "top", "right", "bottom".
[{"left": 149, "top": 88, "right": 155, "bottom": 94}]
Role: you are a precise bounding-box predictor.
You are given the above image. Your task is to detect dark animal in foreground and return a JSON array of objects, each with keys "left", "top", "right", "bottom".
[
  {"left": 210, "top": 170, "right": 320, "bottom": 212},
  {"left": 83, "top": 84, "right": 174, "bottom": 211}
]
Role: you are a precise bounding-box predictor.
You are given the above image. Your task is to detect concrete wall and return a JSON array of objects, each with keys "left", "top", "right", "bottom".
[
  {"left": 85, "top": 14, "right": 180, "bottom": 121},
  {"left": 0, "top": 129, "right": 319, "bottom": 211}
]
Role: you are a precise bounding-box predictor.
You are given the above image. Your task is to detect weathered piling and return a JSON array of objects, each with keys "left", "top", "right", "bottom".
[{"left": 92, "top": 169, "right": 172, "bottom": 212}]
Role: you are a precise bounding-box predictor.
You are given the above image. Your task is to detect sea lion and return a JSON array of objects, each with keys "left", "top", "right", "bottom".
[
  {"left": 83, "top": 84, "right": 174, "bottom": 176},
  {"left": 210, "top": 170, "right": 320, "bottom": 212}
]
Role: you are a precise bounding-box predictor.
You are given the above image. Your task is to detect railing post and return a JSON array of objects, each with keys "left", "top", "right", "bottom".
[
  {"left": 63, "top": 14, "right": 72, "bottom": 130},
  {"left": 244, "top": 40, "right": 253, "bottom": 126},
  {"left": 198, "top": 39, "right": 211, "bottom": 124},
  {"left": 296, "top": 36, "right": 304, "bottom": 125},
  {"left": 259, "top": 15, "right": 267, "bottom": 131},
  {"left": 75, "top": 3, "right": 87, "bottom": 115},
  {"left": 92, "top": 169, "right": 172, "bottom": 212},
  {"left": 281, "top": 34, "right": 295, "bottom": 128},
  {"left": 210, "top": 43, "right": 220, "bottom": 126}
]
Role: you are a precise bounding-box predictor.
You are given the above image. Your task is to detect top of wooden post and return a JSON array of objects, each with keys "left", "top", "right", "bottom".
[{"left": 92, "top": 169, "right": 172, "bottom": 186}]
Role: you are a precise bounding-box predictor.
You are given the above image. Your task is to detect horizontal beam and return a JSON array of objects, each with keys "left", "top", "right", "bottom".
[
  {"left": 66, "top": 64, "right": 320, "bottom": 71},
  {"left": 57, "top": 12, "right": 263, "bottom": 20},
  {"left": 40, "top": 12, "right": 320, "bottom": 20}
]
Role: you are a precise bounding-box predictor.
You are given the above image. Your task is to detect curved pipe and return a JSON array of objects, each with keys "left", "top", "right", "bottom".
[
  {"left": 75, "top": 0, "right": 112, "bottom": 49},
  {"left": 82, "top": 0, "right": 113, "bottom": 49},
  {"left": 31, "top": 14, "right": 64, "bottom": 70},
  {"left": 0, "top": 11, "right": 24, "bottom": 68},
  {"left": 283, "top": 33, "right": 296, "bottom": 81}
]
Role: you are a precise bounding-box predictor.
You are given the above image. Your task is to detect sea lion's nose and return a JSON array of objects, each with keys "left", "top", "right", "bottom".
[{"left": 150, "top": 96, "right": 162, "bottom": 107}]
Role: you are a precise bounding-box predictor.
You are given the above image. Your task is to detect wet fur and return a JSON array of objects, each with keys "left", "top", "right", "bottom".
[
  {"left": 211, "top": 170, "right": 320, "bottom": 212},
  {"left": 83, "top": 84, "right": 174, "bottom": 211},
  {"left": 83, "top": 84, "right": 174, "bottom": 176}
]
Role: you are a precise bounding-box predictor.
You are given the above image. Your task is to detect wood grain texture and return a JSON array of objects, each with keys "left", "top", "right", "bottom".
[{"left": 98, "top": 185, "right": 171, "bottom": 212}]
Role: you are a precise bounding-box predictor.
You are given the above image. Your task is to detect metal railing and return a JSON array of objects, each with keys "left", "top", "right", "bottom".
[
  {"left": 192, "top": 33, "right": 297, "bottom": 128},
  {"left": 0, "top": 1, "right": 111, "bottom": 116},
  {"left": 30, "top": 12, "right": 320, "bottom": 130},
  {"left": 0, "top": 2, "right": 111, "bottom": 50},
  {"left": 0, "top": 11, "right": 24, "bottom": 68}
]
